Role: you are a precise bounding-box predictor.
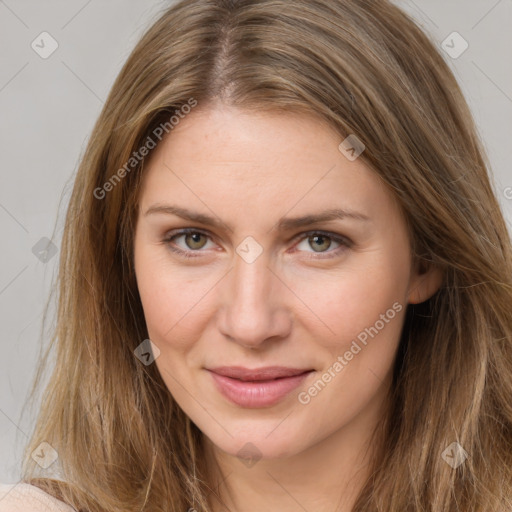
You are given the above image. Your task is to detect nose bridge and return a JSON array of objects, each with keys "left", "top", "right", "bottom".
[
  {"left": 218, "top": 248, "right": 290, "bottom": 346},
  {"left": 230, "top": 251, "right": 273, "bottom": 318}
]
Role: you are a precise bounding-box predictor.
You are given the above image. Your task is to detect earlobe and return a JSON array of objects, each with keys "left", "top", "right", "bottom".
[{"left": 408, "top": 263, "right": 443, "bottom": 304}]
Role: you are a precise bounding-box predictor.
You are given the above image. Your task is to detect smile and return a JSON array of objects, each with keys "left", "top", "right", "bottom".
[{"left": 206, "top": 366, "right": 314, "bottom": 408}]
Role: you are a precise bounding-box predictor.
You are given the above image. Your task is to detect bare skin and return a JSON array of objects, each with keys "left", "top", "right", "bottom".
[{"left": 133, "top": 103, "right": 441, "bottom": 511}]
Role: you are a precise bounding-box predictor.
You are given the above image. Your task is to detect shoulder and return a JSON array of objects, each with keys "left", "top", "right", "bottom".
[{"left": 0, "top": 483, "right": 76, "bottom": 512}]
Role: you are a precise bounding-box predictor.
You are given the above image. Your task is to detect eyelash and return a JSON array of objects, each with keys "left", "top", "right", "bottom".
[{"left": 162, "top": 228, "right": 352, "bottom": 260}]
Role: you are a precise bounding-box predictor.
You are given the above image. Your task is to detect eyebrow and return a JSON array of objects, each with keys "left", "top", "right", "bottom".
[{"left": 144, "top": 204, "right": 370, "bottom": 231}]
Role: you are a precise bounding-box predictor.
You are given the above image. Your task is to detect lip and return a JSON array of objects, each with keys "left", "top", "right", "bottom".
[{"left": 207, "top": 366, "right": 314, "bottom": 408}]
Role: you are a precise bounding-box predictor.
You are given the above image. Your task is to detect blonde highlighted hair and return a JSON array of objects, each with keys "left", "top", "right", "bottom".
[{"left": 21, "top": 0, "right": 512, "bottom": 510}]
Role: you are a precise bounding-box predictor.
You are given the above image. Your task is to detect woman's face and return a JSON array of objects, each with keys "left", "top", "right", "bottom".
[{"left": 133, "top": 104, "right": 439, "bottom": 460}]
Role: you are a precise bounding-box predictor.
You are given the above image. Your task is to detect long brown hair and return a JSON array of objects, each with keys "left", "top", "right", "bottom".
[{"left": 21, "top": 0, "right": 512, "bottom": 510}]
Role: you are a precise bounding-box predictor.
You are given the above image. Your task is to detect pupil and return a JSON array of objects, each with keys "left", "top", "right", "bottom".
[
  {"left": 187, "top": 233, "right": 205, "bottom": 249},
  {"left": 312, "top": 235, "right": 330, "bottom": 252}
]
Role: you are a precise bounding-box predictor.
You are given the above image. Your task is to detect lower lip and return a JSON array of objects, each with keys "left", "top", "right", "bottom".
[{"left": 208, "top": 370, "right": 313, "bottom": 408}]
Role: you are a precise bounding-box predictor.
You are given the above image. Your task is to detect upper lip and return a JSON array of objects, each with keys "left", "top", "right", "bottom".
[{"left": 207, "top": 366, "right": 313, "bottom": 381}]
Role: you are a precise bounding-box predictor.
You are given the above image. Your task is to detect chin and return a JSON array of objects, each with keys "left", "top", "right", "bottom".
[{"left": 200, "top": 417, "right": 311, "bottom": 462}]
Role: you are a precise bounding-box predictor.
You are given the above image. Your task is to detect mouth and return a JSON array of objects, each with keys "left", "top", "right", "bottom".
[{"left": 206, "top": 366, "right": 315, "bottom": 408}]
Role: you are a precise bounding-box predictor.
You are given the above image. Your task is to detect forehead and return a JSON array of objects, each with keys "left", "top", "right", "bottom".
[
  {"left": 137, "top": 105, "right": 397, "bottom": 226},
  {"left": 150, "top": 105, "right": 341, "bottom": 170}
]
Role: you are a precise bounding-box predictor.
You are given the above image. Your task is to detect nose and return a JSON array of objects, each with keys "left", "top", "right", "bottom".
[{"left": 217, "top": 250, "right": 292, "bottom": 349}]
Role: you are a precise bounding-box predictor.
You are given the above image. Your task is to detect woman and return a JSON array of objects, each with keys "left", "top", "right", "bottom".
[{"left": 1, "top": 0, "right": 511, "bottom": 510}]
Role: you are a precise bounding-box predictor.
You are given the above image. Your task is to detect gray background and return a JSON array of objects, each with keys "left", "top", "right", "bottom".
[{"left": 0, "top": 0, "right": 511, "bottom": 483}]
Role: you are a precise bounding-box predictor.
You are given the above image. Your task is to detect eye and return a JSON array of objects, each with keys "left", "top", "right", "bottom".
[
  {"left": 163, "top": 229, "right": 215, "bottom": 258},
  {"left": 162, "top": 229, "right": 352, "bottom": 259},
  {"left": 292, "top": 231, "right": 351, "bottom": 259}
]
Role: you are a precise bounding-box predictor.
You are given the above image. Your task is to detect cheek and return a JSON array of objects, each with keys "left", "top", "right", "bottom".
[
  {"left": 289, "top": 255, "right": 409, "bottom": 353},
  {"left": 291, "top": 247, "right": 409, "bottom": 427},
  {"left": 134, "top": 247, "right": 216, "bottom": 351},
  {"left": 294, "top": 273, "right": 406, "bottom": 437}
]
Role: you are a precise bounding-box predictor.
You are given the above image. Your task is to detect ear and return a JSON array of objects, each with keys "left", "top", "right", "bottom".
[{"left": 408, "top": 260, "right": 443, "bottom": 305}]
